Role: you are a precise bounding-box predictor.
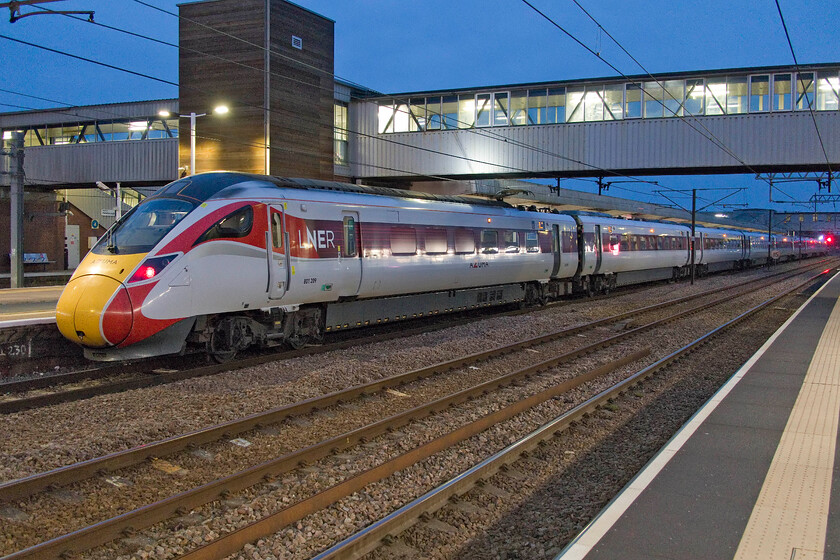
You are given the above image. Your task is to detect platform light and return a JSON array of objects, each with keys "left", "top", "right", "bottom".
[
  {"left": 158, "top": 110, "right": 172, "bottom": 118},
  {"left": 181, "top": 105, "right": 231, "bottom": 175}
]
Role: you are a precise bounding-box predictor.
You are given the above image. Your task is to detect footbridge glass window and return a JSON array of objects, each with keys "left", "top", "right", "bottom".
[
  {"left": 604, "top": 84, "right": 623, "bottom": 120},
  {"left": 510, "top": 91, "right": 528, "bottom": 125},
  {"left": 796, "top": 72, "right": 815, "bottom": 110},
  {"left": 566, "top": 87, "right": 584, "bottom": 122},
  {"left": 528, "top": 89, "right": 548, "bottom": 124},
  {"left": 705, "top": 79, "right": 727, "bottom": 115},
  {"left": 685, "top": 79, "right": 704, "bottom": 115},
  {"left": 16, "top": 117, "right": 178, "bottom": 147},
  {"left": 427, "top": 97, "right": 442, "bottom": 130},
  {"left": 442, "top": 96, "right": 459, "bottom": 129},
  {"left": 458, "top": 95, "right": 475, "bottom": 129},
  {"left": 664, "top": 80, "right": 684, "bottom": 117},
  {"left": 816, "top": 71, "right": 840, "bottom": 111},
  {"left": 373, "top": 67, "right": 838, "bottom": 134},
  {"left": 546, "top": 88, "right": 565, "bottom": 123},
  {"left": 727, "top": 76, "right": 748, "bottom": 114},
  {"left": 625, "top": 84, "right": 642, "bottom": 118},
  {"left": 584, "top": 87, "right": 605, "bottom": 121},
  {"left": 750, "top": 75, "right": 770, "bottom": 112},
  {"left": 644, "top": 82, "right": 664, "bottom": 118},
  {"left": 476, "top": 94, "right": 492, "bottom": 127},
  {"left": 494, "top": 92, "right": 510, "bottom": 126},
  {"left": 409, "top": 98, "right": 426, "bottom": 131}
]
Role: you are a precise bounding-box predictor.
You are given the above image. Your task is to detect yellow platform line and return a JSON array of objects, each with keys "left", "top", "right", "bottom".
[{"left": 734, "top": 297, "right": 840, "bottom": 560}]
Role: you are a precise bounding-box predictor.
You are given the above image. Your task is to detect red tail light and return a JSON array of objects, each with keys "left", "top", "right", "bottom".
[{"left": 128, "top": 255, "right": 176, "bottom": 283}]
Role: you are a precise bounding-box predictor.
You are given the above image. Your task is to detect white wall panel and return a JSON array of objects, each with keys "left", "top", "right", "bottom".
[
  {"left": 351, "top": 110, "right": 839, "bottom": 180},
  {"left": 23, "top": 138, "right": 178, "bottom": 185}
]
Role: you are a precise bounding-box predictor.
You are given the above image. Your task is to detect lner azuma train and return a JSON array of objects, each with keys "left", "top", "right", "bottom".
[{"left": 55, "top": 172, "right": 826, "bottom": 362}]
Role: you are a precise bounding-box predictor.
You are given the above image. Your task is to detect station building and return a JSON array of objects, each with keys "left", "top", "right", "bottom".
[{"left": 1, "top": 0, "right": 839, "bottom": 282}]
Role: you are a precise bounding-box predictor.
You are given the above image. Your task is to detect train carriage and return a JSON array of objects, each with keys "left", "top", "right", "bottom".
[
  {"left": 695, "top": 227, "right": 747, "bottom": 273},
  {"left": 576, "top": 216, "right": 691, "bottom": 289},
  {"left": 56, "top": 172, "right": 825, "bottom": 362}
]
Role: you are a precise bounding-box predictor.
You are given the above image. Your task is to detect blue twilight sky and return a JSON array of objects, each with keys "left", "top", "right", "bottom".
[{"left": 1, "top": 0, "right": 838, "bottom": 213}]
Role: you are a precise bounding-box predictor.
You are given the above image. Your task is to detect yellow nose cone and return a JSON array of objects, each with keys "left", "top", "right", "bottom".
[{"left": 56, "top": 275, "right": 132, "bottom": 347}]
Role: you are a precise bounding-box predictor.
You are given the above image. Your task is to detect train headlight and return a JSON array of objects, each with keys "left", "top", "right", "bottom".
[{"left": 128, "top": 255, "right": 176, "bottom": 284}]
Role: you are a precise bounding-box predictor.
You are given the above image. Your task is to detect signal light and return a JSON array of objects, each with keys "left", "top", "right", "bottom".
[
  {"left": 827, "top": 236, "right": 833, "bottom": 245},
  {"left": 128, "top": 255, "right": 176, "bottom": 283}
]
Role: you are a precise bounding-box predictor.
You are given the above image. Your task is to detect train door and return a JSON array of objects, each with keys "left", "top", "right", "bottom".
[
  {"left": 695, "top": 232, "right": 703, "bottom": 264},
  {"left": 593, "top": 225, "right": 603, "bottom": 274},
  {"left": 267, "top": 203, "right": 289, "bottom": 300},
  {"left": 341, "top": 211, "right": 362, "bottom": 295},
  {"left": 551, "top": 224, "right": 562, "bottom": 277}
]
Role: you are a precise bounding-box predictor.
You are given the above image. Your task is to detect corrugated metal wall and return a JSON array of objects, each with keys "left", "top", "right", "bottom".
[
  {"left": 351, "top": 107, "right": 840, "bottom": 180},
  {"left": 23, "top": 138, "right": 178, "bottom": 186}
]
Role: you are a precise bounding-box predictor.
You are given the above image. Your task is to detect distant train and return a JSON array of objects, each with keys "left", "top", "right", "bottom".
[{"left": 55, "top": 172, "right": 827, "bottom": 361}]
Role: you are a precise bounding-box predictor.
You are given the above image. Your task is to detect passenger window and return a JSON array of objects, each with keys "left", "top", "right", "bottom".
[
  {"left": 195, "top": 205, "right": 253, "bottom": 245},
  {"left": 424, "top": 228, "right": 448, "bottom": 254},
  {"left": 390, "top": 227, "right": 417, "bottom": 255},
  {"left": 620, "top": 234, "right": 629, "bottom": 252},
  {"left": 343, "top": 216, "right": 357, "bottom": 257},
  {"left": 503, "top": 230, "right": 520, "bottom": 253},
  {"left": 564, "top": 231, "right": 578, "bottom": 253},
  {"left": 525, "top": 232, "right": 540, "bottom": 253},
  {"left": 455, "top": 228, "right": 476, "bottom": 254},
  {"left": 272, "top": 211, "right": 283, "bottom": 249},
  {"left": 481, "top": 230, "right": 499, "bottom": 254}
]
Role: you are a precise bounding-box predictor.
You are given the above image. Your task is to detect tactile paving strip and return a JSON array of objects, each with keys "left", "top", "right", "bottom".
[{"left": 734, "top": 299, "right": 840, "bottom": 560}]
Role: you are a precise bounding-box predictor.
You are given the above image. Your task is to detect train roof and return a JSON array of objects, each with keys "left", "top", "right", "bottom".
[{"left": 150, "top": 172, "right": 513, "bottom": 210}]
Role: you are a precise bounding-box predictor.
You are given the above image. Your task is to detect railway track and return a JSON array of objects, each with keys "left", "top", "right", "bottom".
[
  {"left": 0, "top": 259, "right": 828, "bottom": 415},
  {"left": 315, "top": 267, "right": 835, "bottom": 560},
  {"left": 0, "top": 261, "right": 832, "bottom": 560}
]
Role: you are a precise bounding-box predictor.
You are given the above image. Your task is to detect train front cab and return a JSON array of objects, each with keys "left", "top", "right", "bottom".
[{"left": 56, "top": 197, "right": 198, "bottom": 360}]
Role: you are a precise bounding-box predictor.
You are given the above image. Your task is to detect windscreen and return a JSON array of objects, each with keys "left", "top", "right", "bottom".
[{"left": 92, "top": 198, "right": 195, "bottom": 255}]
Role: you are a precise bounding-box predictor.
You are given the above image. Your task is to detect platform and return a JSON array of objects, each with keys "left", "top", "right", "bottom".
[
  {"left": 0, "top": 285, "right": 62, "bottom": 327},
  {"left": 558, "top": 269, "right": 840, "bottom": 560}
]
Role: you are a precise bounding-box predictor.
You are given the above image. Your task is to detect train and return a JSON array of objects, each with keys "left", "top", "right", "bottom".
[{"left": 55, "top": 172, "right": 827, "bottom": 362}]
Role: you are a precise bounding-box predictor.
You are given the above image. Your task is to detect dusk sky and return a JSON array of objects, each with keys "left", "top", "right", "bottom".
[{"left": 1, "top": 0, "right": 838, "bottom": 213}]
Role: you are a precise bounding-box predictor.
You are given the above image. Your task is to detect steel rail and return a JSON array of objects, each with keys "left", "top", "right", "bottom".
[
  {"left": 311, "top": 267, "right": 836, "bottom": 560},
  {"left": 0, "top": 261, "right": 819, "bottom": 502},
  {"left": 3, "top": 266, "right": 825, "bottom": 559},
  {"left": 0, "top": 259, "right": 828, "bottom": 411},
  {"left": 176, "top": 351, "right": 652, "bottom": 560},
  {"left": 0, "top": 260, "right": 825, "bottom": 505}
]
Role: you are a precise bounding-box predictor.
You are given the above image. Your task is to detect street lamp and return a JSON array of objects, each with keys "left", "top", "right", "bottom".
[{"left": 159, "top": 105, "right": 229, "bottom": 175}]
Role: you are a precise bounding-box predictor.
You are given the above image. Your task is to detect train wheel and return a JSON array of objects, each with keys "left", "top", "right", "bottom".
[
  {"left": 286, "top": 335, "right": 310, "bottom": 350},
  {"left": 209, "top": 331, "right": 238, "bottom": 362},
  {"left": 208, "top": 317, "right": 248, "bottom": 363}
]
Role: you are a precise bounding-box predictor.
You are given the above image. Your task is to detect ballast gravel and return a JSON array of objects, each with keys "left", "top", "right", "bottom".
[{"left": 0, "top": 261, "right": 825, "bottom": 559}]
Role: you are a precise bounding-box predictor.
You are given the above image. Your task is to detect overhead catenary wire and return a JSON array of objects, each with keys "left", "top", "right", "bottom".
[
  {"left": 521, "top": 0, "right": 814, "bottom": 210},
  {"left": 123, "top": 0, "right": 686, "bottom": 195},
  {"left": 2, "top": 2, "right": 807, "bottom": 213},
  {"left": 565, "top": 0, "right": 817, "bottom": 208},
  {"left": 0, "top": 19, "right": 685, "bottom": 200}
]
